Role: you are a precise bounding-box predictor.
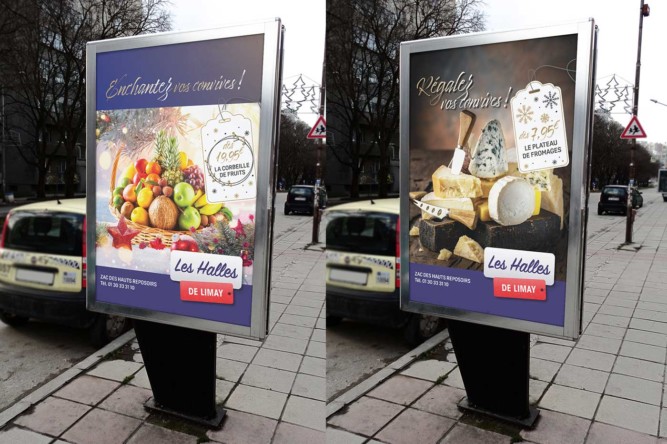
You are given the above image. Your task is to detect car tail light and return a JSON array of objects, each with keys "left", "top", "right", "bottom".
[
  {"left": 82, "top": 216, "right": 87, "bottom": 288},
  {"left": 0, "top": 212, "right": 10, "bottom": 248},
  {"left": 395, "top": 218, "right": 400, "bottom": 289}
]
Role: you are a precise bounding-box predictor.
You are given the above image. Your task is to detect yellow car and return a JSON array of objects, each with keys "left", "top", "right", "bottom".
[
  {"left": 0, "top": 198, "right": 129, "bottom": 345},
  {"left": 325, "top": 198, "right": 443, "bottom": 344}
]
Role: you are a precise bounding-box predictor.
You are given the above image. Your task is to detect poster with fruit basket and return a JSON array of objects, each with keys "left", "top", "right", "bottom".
[
  {"left": 86, "top": 21, "right": 282, "bottom": 339},
  {"left": 399, "top": 21, "right": 596, "bottom": 339}
]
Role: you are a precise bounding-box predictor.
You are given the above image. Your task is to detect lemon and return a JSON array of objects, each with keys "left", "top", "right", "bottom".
[
  {"left": 178, "top": 151, "right": 188, "bottom": 170},
  {"left": 122, "top": 163, "right": 136, "bottom": 180},
  {"left": 137, "top": 188, "right": 154, "bottom": 209},
  {"left": 131, "top": 207, "right": 149, "bottom": 226}
]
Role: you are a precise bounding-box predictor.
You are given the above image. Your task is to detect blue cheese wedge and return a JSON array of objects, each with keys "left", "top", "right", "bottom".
[
  {"left": 488, "top": 176, "right": 535, "bottom": 226},
  {"left": 469, "top": 119, "right": 508, "bottom": 179},
  {"left": 508, "top": 162, "right": 553, "bottom": 191}
]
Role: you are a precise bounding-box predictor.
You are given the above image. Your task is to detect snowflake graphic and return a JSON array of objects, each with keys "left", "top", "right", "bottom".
[
  {"left": 516, "top": 105, "right": 534, "bottom": 124},
  {"left": 540, "top": 113, "right": 550, "bottom": 123},
  {"left": 552, "top": 159, "right": 558, "bottom": 165},
  {"left": 543, "top": 91, "right": 559, "bottom": 109}
]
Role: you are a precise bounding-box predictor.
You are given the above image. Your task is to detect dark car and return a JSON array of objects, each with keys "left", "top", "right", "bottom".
[
  {"left": 325, "top": 198, "right": 444, "bottom": 344},
  {"left": 284, "top": 185, "right": 327, "bottom": 215},
  {"left": 0, "top": 199, "right": 130, "bottom": 346},
  {"left": 598, "top": 185, "right": 643, "bottom": 215}
]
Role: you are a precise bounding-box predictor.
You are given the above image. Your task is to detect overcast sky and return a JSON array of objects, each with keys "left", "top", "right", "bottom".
[
  {"left": 484, "top": 0, "right": 667, "bottom": 144},
  {"left": 167, "top": 1, "right": 665, "bottom": 142},
  {"left": 169, "top": 0, "right": 325, "bottom": 126}
]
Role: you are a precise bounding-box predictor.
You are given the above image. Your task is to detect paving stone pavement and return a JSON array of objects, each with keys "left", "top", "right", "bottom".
[
  {"left": 328, "top": 191, "right": 667, "bottom": 443},
  {"left": 0, "top": 217, "right": 325, "bottom": 443}
]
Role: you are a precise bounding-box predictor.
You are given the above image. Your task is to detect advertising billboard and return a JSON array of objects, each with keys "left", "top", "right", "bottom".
[
  {"left": 86, "top": 20, "right": 283, "bottom": 339},
  {"left": 400, "top": 21, "right": 596, "bottom": 339}
]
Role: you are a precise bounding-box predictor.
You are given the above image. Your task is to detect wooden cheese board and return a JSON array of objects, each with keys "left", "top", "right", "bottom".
[{"left": 419, "top": 209, "right": 561, "bottom": 255}]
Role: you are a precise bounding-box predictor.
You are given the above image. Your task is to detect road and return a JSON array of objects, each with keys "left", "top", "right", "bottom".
[
  {"left": 0, "top": 191, "right": 315, "bottom": 414},
  {"left": 325, "top": 187, "right": 660, "bottom": 402}
]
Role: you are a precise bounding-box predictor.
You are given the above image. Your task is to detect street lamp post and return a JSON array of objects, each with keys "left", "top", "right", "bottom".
[
  {"left": 311, "top": 47, "right": 326, "bottom": 244},
  {"left": 626, "top": 0, "right": 650, "bottom": 243}
]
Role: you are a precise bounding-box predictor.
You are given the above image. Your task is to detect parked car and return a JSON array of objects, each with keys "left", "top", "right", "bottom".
[
  {"left": 598, "top": 185, "right": 643, "bottom": 215},
  {"left": 0, "top": 198, "right": 130, "bottom": 345},
  {"left": 325, "top": 198, "right": 444, "bottom": 344},
  {"left": 284, "top": 185, "right": 327, "bottom": 215}
]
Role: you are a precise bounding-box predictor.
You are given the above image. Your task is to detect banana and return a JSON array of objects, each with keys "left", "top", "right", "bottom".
[
  {"left": 194, "top": 193, "right": 209, "bottom": 208},
  {"left": 193, "top": 189, "right": 204, "bottom": 205},
  {"left": 199, "top": 203, "right": 223, "bottom": 215}
]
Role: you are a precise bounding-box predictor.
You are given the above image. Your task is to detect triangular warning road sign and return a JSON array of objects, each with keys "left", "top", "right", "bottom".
[
  {"left": 620, "top": 115, "right": 647, "bottom": 139},
  {"left": 307, "top": 115, "right": 326, "bottom": 139}
]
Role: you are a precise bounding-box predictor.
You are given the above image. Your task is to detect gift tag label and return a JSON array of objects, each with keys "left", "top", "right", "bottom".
[
  {"left": 510, "top": 81, "right": 568, "bottom": 173},
  {"left": 201, "top": 111, "right": 256, "bottom": 203}
]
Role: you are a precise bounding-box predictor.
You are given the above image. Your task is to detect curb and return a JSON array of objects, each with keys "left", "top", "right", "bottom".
[
  {"left": 326, "top": 329, "right": 450, "bottom": 418},
  {"left": 0, "top": 329, "right": 136, "bottom": 429}
]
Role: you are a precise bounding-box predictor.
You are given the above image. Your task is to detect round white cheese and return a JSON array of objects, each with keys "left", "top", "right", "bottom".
[{"left": 488, "top": 176, "right": 535, "bottom": 226}]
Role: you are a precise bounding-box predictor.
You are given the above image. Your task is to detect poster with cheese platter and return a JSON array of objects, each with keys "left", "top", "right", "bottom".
[
  {"left": 86, "top": 20, "right": 283, "bottom": 339},
  {"left": 399, "top": 21, "right": 596, "bottom": 339}
]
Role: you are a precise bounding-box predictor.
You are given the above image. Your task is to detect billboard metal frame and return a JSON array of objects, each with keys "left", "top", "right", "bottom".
[{"left": 399, "top": 20, "right": 596, "bottom": 339}]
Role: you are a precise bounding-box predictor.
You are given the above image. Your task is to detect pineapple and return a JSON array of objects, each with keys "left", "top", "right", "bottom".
[
  {"left": 153, "top": 130, "right": 168, "bottom": 167},
  {"left": 161, "top": 136, "right": 184, "bottom": 186}
]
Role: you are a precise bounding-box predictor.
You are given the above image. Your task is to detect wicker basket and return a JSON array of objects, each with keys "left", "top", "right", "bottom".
[{"left": 109, "top": 149, "right": 185, "bottom": 248}]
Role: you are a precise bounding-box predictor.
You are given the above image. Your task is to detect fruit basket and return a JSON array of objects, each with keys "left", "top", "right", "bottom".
[{"left": 108, "top": 131, "right": 231, "bottom": 249}]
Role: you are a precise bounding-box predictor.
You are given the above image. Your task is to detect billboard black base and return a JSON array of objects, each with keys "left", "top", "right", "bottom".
[
  {"left": 448, "top": 320, "right": 539, "bottom": 428},
  {"left": 134, "top": 320, "right": 225, "bottom": 428}
]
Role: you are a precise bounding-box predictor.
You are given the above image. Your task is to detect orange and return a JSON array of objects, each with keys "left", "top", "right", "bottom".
[
  {"left": 130, "top": 207, "right": 149, "bottom": 226},
  {"left": 137, "top": 188, "right": 154, "bottom": 209},
  {"left": 146, "top": 173, "right": 160, "bottom": 184},
  {"left": 145, "top": 161, "right": 162, "bottom": 175}
]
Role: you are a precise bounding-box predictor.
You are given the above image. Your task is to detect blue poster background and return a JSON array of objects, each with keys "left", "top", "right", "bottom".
[
  {"left": 97, "top": 266, "right": 252, "bottom": 326},
  {"left": 96, "top": 34, "right": 264, "bottom": 110},
  {"left": 409, "top": 263, "right": 565, "bottom": 326}
]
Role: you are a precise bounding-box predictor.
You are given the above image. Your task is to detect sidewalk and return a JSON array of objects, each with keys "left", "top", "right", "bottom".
[
  {"left": 0, "top": 217, "right": 326, "bottom": 444},
  {"left": 328, "top": 191, "right": 667, "bottom": 444}
]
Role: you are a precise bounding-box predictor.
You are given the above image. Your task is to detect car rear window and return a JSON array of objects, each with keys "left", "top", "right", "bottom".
[
  {"left": 326, "top": 212, "right": 397, "bottom": 256},
  {"left": 5, "top": 212, "right": 84, "bottom": 256},
  {"left": 290, "top": 187, "right": 313, "bottom": 196},
  {"left": 603, "top": 187, "right": 627, "bottom": 197}
]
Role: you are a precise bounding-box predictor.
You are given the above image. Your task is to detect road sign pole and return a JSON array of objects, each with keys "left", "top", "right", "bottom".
[{"left": 626, "top": 0, "right": 648, "bottom": 243}]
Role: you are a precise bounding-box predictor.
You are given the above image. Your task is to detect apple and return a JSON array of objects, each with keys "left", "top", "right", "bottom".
[
  {"left": 132, "top": 171, "right": 147, "bottom": 185},
  {"left": 122, "top": 184, "right": 137, "bottom": 203},
  {"left": 173, "top": 182, "right": 196, "bottom": 208},
  {"left": 178, "top": 206, "right": 201, "bottom": 231},
  {"left": 135, "top": 158, "right": 148, "bottom": 175}
]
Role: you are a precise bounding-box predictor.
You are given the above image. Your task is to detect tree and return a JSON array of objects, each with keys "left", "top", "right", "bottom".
[
  {"left": 0, "top": 0, "right": 171, "bottom": 197},
  {"left": 591, "top": 111, "right": 659, "bottom": 187},
  {"left": 327, "top": 0, "right": 485, "bottom": 198},
  {"left": 278, "top": 110, "right": 319, "bottom": 187}
]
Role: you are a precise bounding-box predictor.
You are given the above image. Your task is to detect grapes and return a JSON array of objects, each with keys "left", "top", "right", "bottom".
[{"left": 184, "top": 165, "right": 205, "bottom": 192}]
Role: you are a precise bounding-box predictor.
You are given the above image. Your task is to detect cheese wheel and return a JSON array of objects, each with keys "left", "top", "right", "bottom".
[{"left": 488, "top": 176, "right": 535, "bottom": 226}]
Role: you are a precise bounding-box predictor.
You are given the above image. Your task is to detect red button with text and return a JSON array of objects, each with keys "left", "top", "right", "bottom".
[
  {"left": 180, "top": 281, "right": 234, "bottom": 304},
  {"left": 493, "top": 278, "right": 546, "bottom": 301}
]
